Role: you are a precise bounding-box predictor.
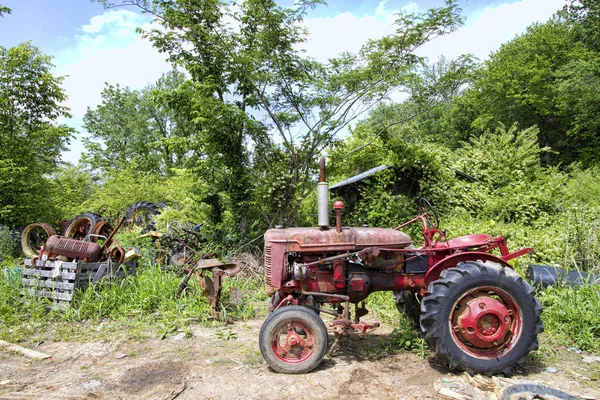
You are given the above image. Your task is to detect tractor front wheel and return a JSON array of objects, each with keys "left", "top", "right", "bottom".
[
  {"left": 420, "top": 260, "right": 543, "bottom": 375},
  {"left": 259, "top": 305, "right": 328, "bottom": 374}
]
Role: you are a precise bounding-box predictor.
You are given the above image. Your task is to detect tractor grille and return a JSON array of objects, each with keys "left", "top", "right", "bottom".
[
  {"left": 264, "top": 244, "right": 272, "bottom": 286},
  {"left": 56, "top": 239, "right": 92, "bottom": 253}
]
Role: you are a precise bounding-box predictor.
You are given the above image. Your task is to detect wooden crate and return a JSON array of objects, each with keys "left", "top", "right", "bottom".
[{"left": 21, "top": 258, "right": 136, "bottom": 310}]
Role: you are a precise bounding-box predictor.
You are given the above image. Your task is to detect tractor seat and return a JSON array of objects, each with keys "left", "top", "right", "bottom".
[{"left": 443, "top": 233, "right": 492, "bottom": 249}]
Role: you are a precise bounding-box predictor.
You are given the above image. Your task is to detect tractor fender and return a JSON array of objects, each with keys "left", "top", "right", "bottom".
[{"left": 424, "top": 252, "right": 512, "bottom": 286}]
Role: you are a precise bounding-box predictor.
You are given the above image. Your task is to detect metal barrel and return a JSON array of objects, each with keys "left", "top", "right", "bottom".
[{"left": 526, "top": 264, "right": 600, "bottom": 287}]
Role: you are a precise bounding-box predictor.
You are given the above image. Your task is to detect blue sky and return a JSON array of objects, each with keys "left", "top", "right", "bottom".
[{"left": 0, "top": 0, "right": 567, "bottom": 163}]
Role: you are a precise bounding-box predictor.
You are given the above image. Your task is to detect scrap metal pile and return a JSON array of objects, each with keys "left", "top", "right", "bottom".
[{"left": 20, "top": 202, "right": 243, "bottom": 317}]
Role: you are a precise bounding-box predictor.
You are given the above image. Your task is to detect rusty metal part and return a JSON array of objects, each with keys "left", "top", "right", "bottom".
[
  {"left": 449, "top": 286, "right": 524, "bottom": 359},
  {"left": 101, "top": 216, "right": 126, "bottom": 256},
  {"left": 108, "top": 242, "right": 125, "bottom": 263},
  {"left": 319, "top": 157, "right": 326, "bottom": 183},
  {"left": 21, "top": 223, "right": 56, "bottom": 258},
  {"left": 90, "top": 220, "right": 111, "bottom": 243},
  {"left": 175, "top": 259, "right": 243, "bottom": 321},
  {"left": 333, "top": 201, "right": 344, "bottom": 233},
  {"left": 454, "top": 294, "right": 511, "bottom": 349},
  {"left": 44, "top": 235, "right": 101, "bottom": 262}
]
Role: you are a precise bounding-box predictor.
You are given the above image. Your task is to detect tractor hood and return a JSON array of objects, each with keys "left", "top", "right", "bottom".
[{"left": 264, "top": 226, "right": 412, "bottom": 253}]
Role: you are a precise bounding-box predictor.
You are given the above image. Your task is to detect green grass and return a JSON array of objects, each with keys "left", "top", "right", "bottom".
[
  {"left": 0, "top": 260, "right": 268, "bottom": 344},
  {"left": 538, "top": 282, "right": 600, "bottom": 353},
  {"left": 2, "top": 255, "right": 600, "bottom": 359}
]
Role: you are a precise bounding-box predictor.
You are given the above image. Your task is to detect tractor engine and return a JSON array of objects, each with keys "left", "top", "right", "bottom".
[
  {"left": 264, "top": 225, "right": 416, "bottom": 303},
  {"left": 264, "top": 158, "right": 425, "bottom": 304}
]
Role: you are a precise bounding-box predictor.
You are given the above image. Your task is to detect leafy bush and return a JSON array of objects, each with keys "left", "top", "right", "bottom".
[{"left": 0, "top": 225, "right": 15, "bottom": 260}]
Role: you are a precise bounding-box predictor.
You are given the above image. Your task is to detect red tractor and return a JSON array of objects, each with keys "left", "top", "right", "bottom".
[{"left": 259, "top": 159, "right": 543, "bottom": 375}]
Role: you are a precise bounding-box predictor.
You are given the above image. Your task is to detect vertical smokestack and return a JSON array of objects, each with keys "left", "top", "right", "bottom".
[{"left": 318, "top": 157, "right": 329, "bottom": 229}]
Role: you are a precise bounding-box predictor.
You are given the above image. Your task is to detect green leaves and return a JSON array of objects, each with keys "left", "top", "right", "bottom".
[{"left": 0, "top": 43, "right": 74, "bottom": 226}]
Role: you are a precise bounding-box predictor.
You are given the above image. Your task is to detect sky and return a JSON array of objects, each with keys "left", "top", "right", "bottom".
[{"left": 0, "top": 0, "right": 567, "bottom": 163}]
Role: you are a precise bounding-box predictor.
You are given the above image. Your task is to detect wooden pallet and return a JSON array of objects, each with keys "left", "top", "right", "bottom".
[{"left": 21, "top": 258, "right": 136, "bottom": 310}]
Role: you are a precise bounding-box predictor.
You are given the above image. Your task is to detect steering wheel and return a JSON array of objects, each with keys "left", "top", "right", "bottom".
[{"left": 420, "top": 198, "right": 439, "bottom": 229}]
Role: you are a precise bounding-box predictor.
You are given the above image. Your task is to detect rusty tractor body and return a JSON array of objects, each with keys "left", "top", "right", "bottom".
[{"left": 259, "top": 159, "right": 543, "bottom": 375}]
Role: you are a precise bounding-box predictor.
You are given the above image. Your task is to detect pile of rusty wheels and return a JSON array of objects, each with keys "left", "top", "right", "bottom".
[
  {"left": 62, "top": 212, "right": 110, "bottom": 242},
  {"left": 259, "top": 261, "right": 543, "bottom": 375},
  {"left": 21, "top": 223, "right": 56, "bottom": 258}
]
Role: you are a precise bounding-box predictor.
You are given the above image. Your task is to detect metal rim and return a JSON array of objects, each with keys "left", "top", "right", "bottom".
[
  {"left": 271, "top": 320, "right": 317, "bottom": 364},
  {"left": 64, "top": 217, "right": 95, "bottom": 239},
  {"left": 21, "top": 223, "right": 56, "bottom": 257},
  {"left": 449, "top": 286, "right": 523, "bottom": 359}
]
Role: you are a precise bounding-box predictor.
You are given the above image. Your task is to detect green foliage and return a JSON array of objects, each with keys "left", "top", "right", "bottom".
[
  {"left": 0, "top": 43, "right": 74, "bottom": 226},
  {"left": 83, "top": 70, "right": 192, "bottom": 176},
  {"left": 449, "top": 124, "right": 566, "bottom": 224},
  {"left": 0, "top": 260, "right": 266, "bottom": 343},
  {"left": 539, "top": 283, "right": 600, "bottom": 352},
  {"left": 0, "top": 225, "right": 15, "bottom": 260},
  {"left": 48, "top": 164, "right": 94, "bottom": 222},
  {"left": 0, "top": 3, "right": 11, "bottom": 18}
]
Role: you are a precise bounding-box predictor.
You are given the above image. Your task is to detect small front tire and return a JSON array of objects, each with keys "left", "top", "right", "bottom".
[{"left": 259, "top": 305, "right": 328, "bottom": 374}]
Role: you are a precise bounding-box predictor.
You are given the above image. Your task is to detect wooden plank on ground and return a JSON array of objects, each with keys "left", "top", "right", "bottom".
[
  {"left": 21, "top": 279, "right": 75, "bottom": 291},
  {"left": 21, "top": 288, "right": 73, "bottom": 301},
  {"left": 21, "top": 269, "right": 76, "bottom": 280},
  {"left": 23, "top": 259, "right": 77, "bottom": 270},
  {"left": 0, "top": 340, "right": 51, "bottom": 360}
]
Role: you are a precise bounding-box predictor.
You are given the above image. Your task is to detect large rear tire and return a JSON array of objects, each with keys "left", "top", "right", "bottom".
[
  {"left": 420, "top": 260, "right": 543, "bottom": 375},
  {"left": 21, "top": 223, "right": 56, "bottom": 257},
  {"left": 259, "top": 305, "right": 328, "bottom": 374}
]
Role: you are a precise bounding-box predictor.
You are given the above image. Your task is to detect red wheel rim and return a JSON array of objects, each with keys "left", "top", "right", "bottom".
[
  {"left": 272, "top": 321, "right": 316, "bottom": 364},
  {"left": 449, "top": 286, "right": 523, "bottom": 359}
]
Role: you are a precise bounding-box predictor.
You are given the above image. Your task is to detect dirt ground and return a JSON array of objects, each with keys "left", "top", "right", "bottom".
[{"left": 0, "top": 320, "right": 599, "bottom": 400}]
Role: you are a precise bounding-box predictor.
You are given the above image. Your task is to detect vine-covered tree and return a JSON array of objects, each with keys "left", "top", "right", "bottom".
[
  {"left": 83, "top": 69, "right": 192, "bottom": 176},
  {"left": 95, "top": 0, "right": 464, "bottom": 229}
]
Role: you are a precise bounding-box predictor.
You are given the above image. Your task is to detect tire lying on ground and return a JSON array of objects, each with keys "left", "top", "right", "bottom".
[
  {"left": 21, "top": 223, "right": 57, "bottom": 257},
  {"left": 62, "top": 212, "right": 104, "bottom": 241}
]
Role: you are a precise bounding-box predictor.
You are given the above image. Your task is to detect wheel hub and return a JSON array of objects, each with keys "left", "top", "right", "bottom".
[
  {"left": 455, "top": 295, "right": 511, "bottom": 348},
  {"left": 274, "top": 322, "right": 314, "bottom": 361}
]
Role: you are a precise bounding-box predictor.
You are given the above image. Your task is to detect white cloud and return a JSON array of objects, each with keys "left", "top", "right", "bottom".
[
  {"left": 416, "top": 0, "right": 568, "bottom": 61},
  {"left": 302, "top": 12, "right": 398, "bottom": 61},
  {"left": 82, "top": 9, "right": 142, "bottom": 33},
  {"left": 56, "top": 10, "right": 172, "bottom": 163},
  {"left": 302, "top": 0, "right": 566, "bottom": 63}
]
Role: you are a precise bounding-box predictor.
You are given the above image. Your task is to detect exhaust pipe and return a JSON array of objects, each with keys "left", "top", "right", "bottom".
[
  {"left": 527, "top": 264, "right": 600, "bottom": 288},
  {"left": 318, "top": 157, "right": 329, "bottom": 229}
]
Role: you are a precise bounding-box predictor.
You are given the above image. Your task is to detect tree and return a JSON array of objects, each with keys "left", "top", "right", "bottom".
[
  {"left": 96, "top": 0, "right": 464, "bottom": 230},
  {"left": 0, "top": 3, "right": 11, "bottom": 18},
  {"left": 83, "top": 70, "right": 193, "bottom": 176},
  {"left": 446, "top": 19, "right": 600, "bottom": 166},
  {"left": 0, "top": 43, "right": 73, "bottom": 226}
]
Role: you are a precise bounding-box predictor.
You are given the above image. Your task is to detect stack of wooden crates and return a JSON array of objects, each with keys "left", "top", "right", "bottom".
[{"left": 21, "top": 258, "right": 136, "bottom": 310}]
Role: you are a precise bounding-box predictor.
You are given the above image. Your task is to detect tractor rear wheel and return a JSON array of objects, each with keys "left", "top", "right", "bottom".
[
  {"left": 420, "top": 260, "right": 543, "bottom": 376},
  {"left": 259, "top": 305, "right": 328, "bottom": 374},
  {"left": 392, "top": 290, "right": 421, "bottom": 324}
]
